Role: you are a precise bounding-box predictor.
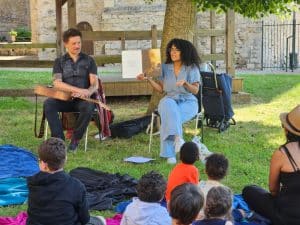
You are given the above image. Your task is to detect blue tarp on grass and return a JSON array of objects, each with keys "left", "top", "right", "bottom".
[
  {"left": 0, "top": 177, "right": 28, "bottom": 206},
  {"left": 0, "top": 145, "right": 39, "bottom": 179}
]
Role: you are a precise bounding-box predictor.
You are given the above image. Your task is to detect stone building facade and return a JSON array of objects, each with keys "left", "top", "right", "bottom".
[
  {"left": 0, "top": 0, "right": 299, "bottom": 70},
  {"left": 0, "top": 0, "right": 30, "bottom": 40}
]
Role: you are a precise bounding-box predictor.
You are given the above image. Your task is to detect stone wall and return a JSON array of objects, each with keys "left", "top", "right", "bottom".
[
  {"left": 100, "top": 0, "right": 165, "bottom": 55},
  {"left": 0, "top": 0, "right": 30, "bottom": 41}
]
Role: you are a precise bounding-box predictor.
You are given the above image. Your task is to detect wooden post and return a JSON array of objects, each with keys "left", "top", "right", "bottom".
[
  {"left": 68, "top": 0, "right": 77, "bottom": 28},
  {"left": 121, "top": 32, "right": 125, "bottom": 50},
  {"left": 225, "top": 10, "right": 235, "bottom": 76},
  {"left": 210, "top": 11, "right": 216, "bottom": 67},
  {"left": 55, "top": 0, "right": 63, "bottom": 57},
  {"left": 151, "top": 25, "right": 158, "bottom": 48}
]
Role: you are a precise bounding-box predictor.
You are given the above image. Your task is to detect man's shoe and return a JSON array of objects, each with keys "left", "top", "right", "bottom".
[{"left": 68, "top": 139, "right": 79, "bottom": 152}]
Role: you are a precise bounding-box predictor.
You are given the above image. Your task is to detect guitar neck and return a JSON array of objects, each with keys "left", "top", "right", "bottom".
[{"left": 78, "top": 96, "right": 110, "bottom": 111}]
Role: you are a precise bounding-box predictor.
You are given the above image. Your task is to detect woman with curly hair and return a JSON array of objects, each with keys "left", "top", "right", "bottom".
[{"left": 137, "top": 38, "right": 201, "bottom": 164}]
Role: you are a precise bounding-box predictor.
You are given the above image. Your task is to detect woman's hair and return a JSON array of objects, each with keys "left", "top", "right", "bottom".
[
  {"left": 38, "top": 137, "right": 66, "bottom": 171},
  {"left": 285, "top": 130, "right": 300, "bottom": 147},
  {"left": 170, "top": 183, "right": 204, "bottom": 225},
  {"left": 204, "top": 186, "right": 232, "bottom": 220},
  {"left": 165, "top": 38, "right": 201, "bottom": 66},
  {"left": 180, "top": 142, "right": 199, "bottom": 165},
  {"left": 205, "top": 153, "right": 229, "bottom": 180},
  {"left": 137, "top": 171, "right": 166, "bottom": 202}
]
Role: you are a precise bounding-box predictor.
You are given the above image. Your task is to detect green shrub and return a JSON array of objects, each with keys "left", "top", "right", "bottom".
[{"left": 15, "top": 27, "right": 31, "bottom": 42}]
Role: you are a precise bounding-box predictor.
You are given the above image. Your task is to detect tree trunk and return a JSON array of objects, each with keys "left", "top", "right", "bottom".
[{"left": 146, "top": 0, "right": 197, "bottom": 114}]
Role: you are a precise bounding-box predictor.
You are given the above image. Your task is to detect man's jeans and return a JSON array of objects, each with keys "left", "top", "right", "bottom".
[{"left": 44, "top": 98, "right": 95, "bottom": 141}]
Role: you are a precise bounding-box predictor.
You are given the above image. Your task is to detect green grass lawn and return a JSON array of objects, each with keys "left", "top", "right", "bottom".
[{"left": 0, "top": 72, "right": 299, "bottom": 217}]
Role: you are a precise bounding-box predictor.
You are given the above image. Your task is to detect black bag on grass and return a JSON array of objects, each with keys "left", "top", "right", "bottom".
[
  {"left": 110, "top": 115, "right": 151, "bottom": 138},
  {"left": 201, "top": 63, "right": 235, "bottom": 132}
]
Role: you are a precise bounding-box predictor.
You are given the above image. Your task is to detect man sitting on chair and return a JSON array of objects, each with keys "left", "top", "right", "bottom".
[{"left": 44, "top": 28, "right": 98, "bottom": 152}]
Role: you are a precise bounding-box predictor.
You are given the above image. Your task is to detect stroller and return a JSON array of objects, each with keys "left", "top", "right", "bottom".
[{"left": 200, "top": 63, "right": 236, "bottom": 132}]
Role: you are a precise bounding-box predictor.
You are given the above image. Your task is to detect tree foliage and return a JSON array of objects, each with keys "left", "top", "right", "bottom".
[
  {"left": 194, "top": 0, "right": 299, "bottom": 18},
  {"left": 146, "top": 0, "right": 299, "bottom": 18}
]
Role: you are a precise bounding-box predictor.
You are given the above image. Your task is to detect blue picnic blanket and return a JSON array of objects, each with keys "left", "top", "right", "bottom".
[
  {"left": 0, "top": 177, "right": 28, "bottom": 206},
  {"left": 233, "top": 194, "right": 251, "bottom": 213},
  {"left": 0, "top": 145, "right": 39, "bottom": 179}
]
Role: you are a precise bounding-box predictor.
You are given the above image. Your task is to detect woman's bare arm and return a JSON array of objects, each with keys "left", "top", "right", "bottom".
[
  {"left": 136, "top": 73, "right": 164, "bottom": 93},
  {"left": 269, "top": 149, "right": 283, "bottom": 196}
]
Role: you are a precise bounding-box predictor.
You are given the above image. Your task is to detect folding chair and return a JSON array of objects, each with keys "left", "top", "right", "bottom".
[
  {"left": 148, "top": 86, "right": 204, "bottom": 153},
  {"left": 45, "top": 108, "right": 101, "bottom": 152}
]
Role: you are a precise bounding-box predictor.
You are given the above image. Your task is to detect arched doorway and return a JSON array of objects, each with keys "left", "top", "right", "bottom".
[{"left": 76, "top": 21, "right": 94, "bottom": 55}]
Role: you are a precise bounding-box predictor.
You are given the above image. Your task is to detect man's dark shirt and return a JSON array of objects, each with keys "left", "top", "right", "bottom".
[{"left": 53, "top": 52, "right": 97, "bottom": 89}]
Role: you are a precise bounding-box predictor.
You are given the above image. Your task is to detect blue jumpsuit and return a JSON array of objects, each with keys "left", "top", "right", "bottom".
[{"left": 158, "top": 63, "right": 201, "bottom": 158}]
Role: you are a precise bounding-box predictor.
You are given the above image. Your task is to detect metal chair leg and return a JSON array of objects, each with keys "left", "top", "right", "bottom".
[
  {"left": 194, "top": 112, "right": 204, "bottom": 143},
  {"left": 84, "top": 127, "right": 88, "bottom": 152},
  {"left": 45, "top": 120, "right": 48, "bottom": 141},
  {"left": 148, "top": 112, "right": 155, "bottom": 153}
]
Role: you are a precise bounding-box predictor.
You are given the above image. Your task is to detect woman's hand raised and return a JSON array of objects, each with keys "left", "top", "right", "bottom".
[{"left": 136, "top": 73, "right": 147, "bottom": 81}]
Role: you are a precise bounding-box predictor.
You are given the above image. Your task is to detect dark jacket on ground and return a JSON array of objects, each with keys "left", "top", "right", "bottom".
[{"left": 26, "top": 171, "right": 90, "bottom": 225}]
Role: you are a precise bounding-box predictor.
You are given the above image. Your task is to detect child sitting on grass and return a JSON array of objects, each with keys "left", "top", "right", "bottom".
[
  {"left": 121, "top": 171, "right": 171, "bottom": 225},
  {"left": 194, "top": 186, "right": 233, "bottom": 225},
  {"left": 27, "top": 137, "right": 105, "bottom": 225},
  {"left": 166, "top": 142, "right": 200, "bottom": 202},
  {"left": 198, "top": 154, "right": 262, "bottom": 225},
  {"left": 199, "top": 153, "right": 229, "bottom": 198},
  {"left": 169, "top": 183, "right": 204, "bottom": 225}
]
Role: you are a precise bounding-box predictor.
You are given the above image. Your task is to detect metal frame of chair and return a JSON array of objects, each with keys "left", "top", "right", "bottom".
[{"left": 45, "top": 109, "right": 101, "bottom": 152}]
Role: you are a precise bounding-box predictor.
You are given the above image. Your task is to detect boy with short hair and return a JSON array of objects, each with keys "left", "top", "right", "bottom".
[
  {"left": 27, "top": 137, "right": 104, "bottom": 225},
  {"left": 165, "top": 141, "right": 200, "bottom": 201},
  {"left": 121, "top": 171, "right": 171, "bottom": 225},
  {"left": 169, "top": 183, "right": 204, "bottom": 225}
]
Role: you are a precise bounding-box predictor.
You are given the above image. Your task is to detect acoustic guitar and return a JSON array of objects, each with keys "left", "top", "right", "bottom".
[{"left": 34, "top": 85, "right": 110, "bottom": 111}]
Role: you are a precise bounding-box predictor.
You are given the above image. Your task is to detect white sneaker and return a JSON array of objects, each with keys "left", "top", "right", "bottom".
[
  {"left": 94, "top": 133, "right": 109, "bottom": 141},
  {"left": 174, "top": 137, "right": 185, "bottom": 153},
  {"left": 167, "top": 157, "right": 177, "bottom": 164}
]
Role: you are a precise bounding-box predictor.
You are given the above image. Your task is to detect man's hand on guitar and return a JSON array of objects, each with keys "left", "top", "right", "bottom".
[{"left": 71, "top": 89, "right": 91, "bottom": 98}]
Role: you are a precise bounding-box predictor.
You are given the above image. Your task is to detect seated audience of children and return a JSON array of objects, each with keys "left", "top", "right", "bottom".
[{"left": 121, "top": 171, "right": 171, "bottom": 225}]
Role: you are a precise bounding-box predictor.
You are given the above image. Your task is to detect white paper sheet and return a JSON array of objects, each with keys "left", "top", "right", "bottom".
[
  {"left": 122, "top": 50, "right": 143, "bottom": 78},
  {"left": 124, "top": 156, "right": 155, "bottom": 164}
]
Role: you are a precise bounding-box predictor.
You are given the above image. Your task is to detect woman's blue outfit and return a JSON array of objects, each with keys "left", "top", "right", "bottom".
[{"left": 158, "top": 63, "right": 200, "bottom": 158}]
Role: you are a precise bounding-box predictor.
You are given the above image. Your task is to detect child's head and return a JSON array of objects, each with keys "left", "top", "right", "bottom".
[
  {"left": 169, "top": 183, "right": 204, "bottom": 225},
  {"left": 38, "top": 137, "right": 66, "bottom": 172},
  {"left": 180, "top": 142, "right": 199, "bottom": 164},
  {"left": 204, "top": 186, "right": 232, "bottom": 219},
  {"left": 205, "top": 153, "right": 228, "bottom": 180},
  {"left": 137, "top": 171, "right": 166, "bottom": 202}
]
